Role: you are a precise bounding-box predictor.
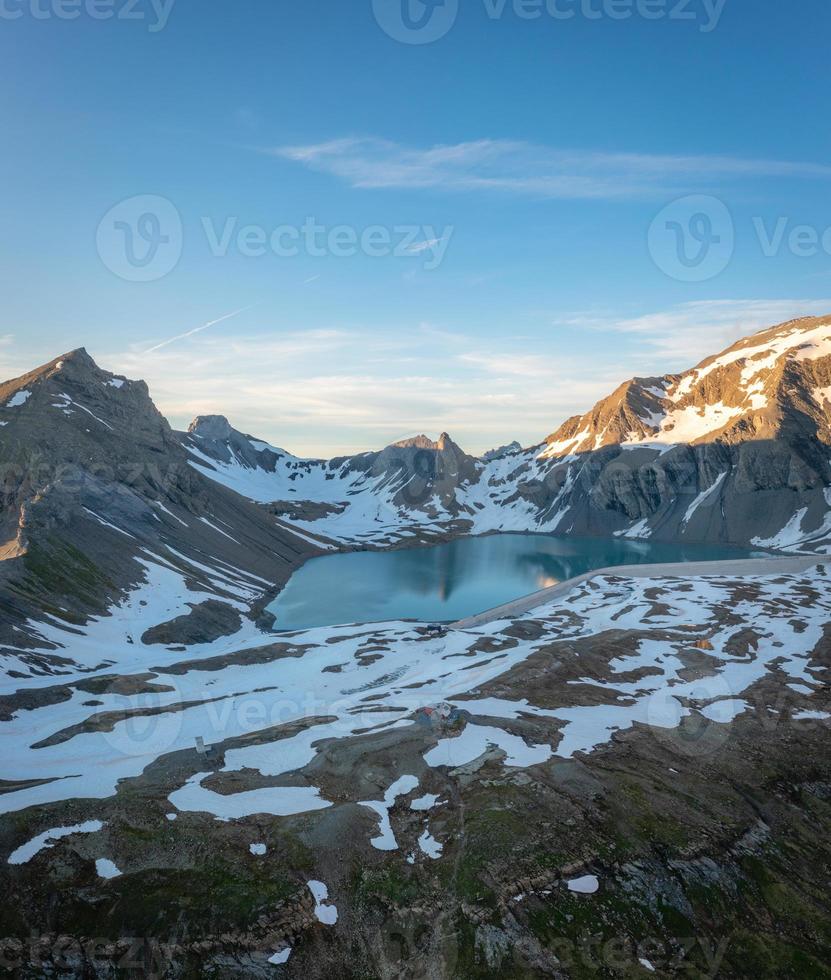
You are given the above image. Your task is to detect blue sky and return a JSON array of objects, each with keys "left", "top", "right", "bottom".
[{"left": 2, "top": 0, "right": 830, "bottom": 455}]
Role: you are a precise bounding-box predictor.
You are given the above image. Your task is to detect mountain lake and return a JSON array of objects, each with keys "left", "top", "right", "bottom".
[{"left": 268, "top": 533, "right": 767, "bottom": 630}]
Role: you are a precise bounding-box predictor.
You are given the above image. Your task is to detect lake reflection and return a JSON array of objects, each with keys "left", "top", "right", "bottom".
[{"left": 268, "top": 533, "right": 763, "bottom": 631}]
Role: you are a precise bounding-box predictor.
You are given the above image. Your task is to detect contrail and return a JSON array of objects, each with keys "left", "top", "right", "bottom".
[{"left": 144, "top": 306, "right": 253, "bottom": 354}]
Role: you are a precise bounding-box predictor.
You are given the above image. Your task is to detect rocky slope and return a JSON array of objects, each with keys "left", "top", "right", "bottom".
[
  {"left": 183, "top": 418, "right": 481, "bottom": 545},
  {"left": 185, "top": 315, "right": 831, "bottom": 553},
  {"left": 0, "top": 349, "right": 324, "bottom": 675},
  {"left": 2, "top": 559, "right": 830, "bottom": 978}
]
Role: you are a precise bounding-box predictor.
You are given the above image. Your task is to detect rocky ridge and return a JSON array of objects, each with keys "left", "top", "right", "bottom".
[
  {"left": 0, "top": 349, "right": 323, "bottom": 667},
  {"left": 184, "top": 315, "right": 831, "bottom": 553}
]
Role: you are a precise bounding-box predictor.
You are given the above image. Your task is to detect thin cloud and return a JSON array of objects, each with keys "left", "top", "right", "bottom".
[
  {"left": 86, "top": 299, "right": 831, "bottom": 457},
  {"left": 144, "top": 306, "right": 253, "bottom": 354},
  {"left": 403, "top": 237, "right": 442, "bottom": 254},
  {"left": 555, "top": 298, "right": 831, "bottom": 367},
  {"left": 458, "top": 351, "right": 559, "bottom": 378},
  {"left": 97, "top": 325, "right": 624, "bottom": 455},
  {"left": 267, "top": 137, "right": 831, "bottom": 201}
]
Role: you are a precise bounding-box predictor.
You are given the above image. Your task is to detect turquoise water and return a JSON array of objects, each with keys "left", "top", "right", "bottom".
[{"left": 268, "top": 533, "right": 765, "bottom": 631}]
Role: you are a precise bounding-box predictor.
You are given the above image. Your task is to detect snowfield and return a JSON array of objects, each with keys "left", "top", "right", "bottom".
[{"left": 1, "top": 551, "right": 828, "bottom": 852}]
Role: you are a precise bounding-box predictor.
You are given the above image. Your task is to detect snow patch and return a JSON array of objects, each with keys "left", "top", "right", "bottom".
[
  {"left": 168, "top": 772, "right": 331, "bottom": 820},
  {"left": 410, "top": 793, "right": 441, "bottom": 811},
  {"left": 614, "top": 518, "right": 651, "bottom": 540},
  {"left": 360, "top": 775, "right": 419, "bottom": 851},
  {"left": 8, "top": 820, "right": 104, "bottom": 865},
  {"left": 699, "top": 698, "right": 747, "bottom": 723},
  {"left": 752, "top": 509, "right": 808, "bottom": 550},
  {"left": 417, "top": 827, "right": 443, "bottom": 859},
  {"left": 681, "top": 472, "right": 727, "bottom": 527},
  {"left": 5, "top": 390, "right": 31, "bottom": 408},
  {"left": 82, "top": 507, "right": 136, "bottom": 539},
  {"left": 567, "top": 874, "right": 599, "bottom": 894},
  {"left": 424, "top": 723, "right": 552, "bottom": 769},
  {"left": 308, "top": 879, "right": 338, "bottom": 924},
  {"left": 95, "top": 858, "right": 122, "bottom": 879}
]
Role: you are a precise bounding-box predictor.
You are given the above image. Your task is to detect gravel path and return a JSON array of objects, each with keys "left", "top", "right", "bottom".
[{"left": 451, "top": 555, "right": 824, "bottom": 629}]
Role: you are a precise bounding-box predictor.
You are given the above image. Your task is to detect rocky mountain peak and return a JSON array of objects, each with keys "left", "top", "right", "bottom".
[
  {"left": 189, "top": 415, "right": 235, "bottom": 441},
  {"left": 1, "top": 347, "right": 133, "bottom": 405},
  {"left": 390, "top": 434, "right": 439, "bottom": 450},
  {"left": 481, "top": 440, "right": 523, "bottom": 461},
  {"left": 55, "top": 346, "right": 96, "bottom": 369},
  {"left": 49, "top": 347, "right": 123, "bottom": 388},
  {"left": 181, "top": 414, "right": 289, "bottom": 473},
  {"left": 0, "top": 346, "right": 176, "bottom": 469},
  {"left": 388, "top": 433, "right": 465, "bottom": 453},
  {"left": 540, "top": 314, "right": 831, "bottom": 459}
]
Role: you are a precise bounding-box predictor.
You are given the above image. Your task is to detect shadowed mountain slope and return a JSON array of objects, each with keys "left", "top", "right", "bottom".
[{"left": 0, "top": 349, "right": 322, "bottom": 668}]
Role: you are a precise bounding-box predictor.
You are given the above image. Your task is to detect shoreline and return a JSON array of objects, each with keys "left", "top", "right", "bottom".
[{"left": 451, "top": 554, "right": 825, "bottom": 629}]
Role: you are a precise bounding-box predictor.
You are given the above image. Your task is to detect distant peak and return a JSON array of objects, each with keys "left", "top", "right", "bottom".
[
  {"left": 389, "top": 433, "right": 461, "bottom": 452},
  {"left": 189, "top": 415, "right": 235, "bottom": 440},
  {"left": 391, "top": 434, "right": 437, "bottom": 450},
  {"left": 481, "top": 440, "right": 522, "bottom": 461}
]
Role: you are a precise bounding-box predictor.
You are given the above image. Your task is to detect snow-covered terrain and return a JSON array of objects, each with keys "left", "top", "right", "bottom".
[
  {"left": 2, "top": 552, "right": 828, "bottom": 834},
  {"left": 3, "top": 322, "right": 831, "bottom": 977}
]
